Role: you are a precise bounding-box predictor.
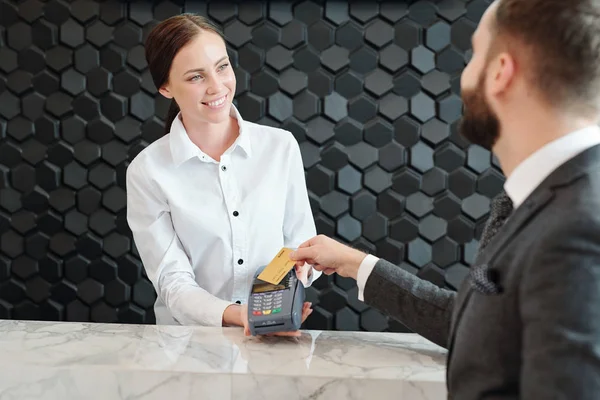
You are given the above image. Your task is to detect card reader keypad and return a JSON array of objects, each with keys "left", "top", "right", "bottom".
[{"left": 251, "top": 290, "right": 284, "bottom": 316}]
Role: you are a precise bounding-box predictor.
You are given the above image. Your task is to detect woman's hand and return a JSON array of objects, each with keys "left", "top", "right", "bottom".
[{"left": 241, "top": 302, "right": 313, "bottom": 337}]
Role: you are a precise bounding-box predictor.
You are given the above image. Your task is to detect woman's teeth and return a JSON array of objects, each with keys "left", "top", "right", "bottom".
[{"left": 205, "top": 96, "right": 226, "bottom": 107}]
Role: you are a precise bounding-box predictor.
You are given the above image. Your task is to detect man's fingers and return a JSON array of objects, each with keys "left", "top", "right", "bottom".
[{"left": 289, "top": 246, "right": 317, "bottom": 263}]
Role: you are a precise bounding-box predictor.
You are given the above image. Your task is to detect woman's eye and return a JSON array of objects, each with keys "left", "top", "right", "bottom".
[
  {"left": 218, "top": 63, "right": 229, "bottom": 71},
  {"left": 190, "top": 75, "right": 202, "bottom": 81}
]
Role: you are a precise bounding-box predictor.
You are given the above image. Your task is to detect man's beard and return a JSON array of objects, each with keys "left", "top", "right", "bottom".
[{"left": 459, "top": 72, "right": 500, "bottom": 150}]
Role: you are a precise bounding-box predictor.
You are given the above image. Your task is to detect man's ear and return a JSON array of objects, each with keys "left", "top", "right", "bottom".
[
  {"left": 488, "top": 52, "right": 515, "bottom": 97},
  {"left": 158, "top": 85, "right": 173, "bottom": 99}
]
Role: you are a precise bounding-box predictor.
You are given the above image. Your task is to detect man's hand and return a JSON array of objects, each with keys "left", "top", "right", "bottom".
[
  {"left": 289, "top": 235, "right": 367, "bottom": 280},
  {"left": 240, "top": 302, "right": 313, "bottom": 337}
]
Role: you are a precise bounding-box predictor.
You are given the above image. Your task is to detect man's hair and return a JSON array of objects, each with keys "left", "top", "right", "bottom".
[{"left": 491, "top": 0, "right": 600, "bottom": 116}]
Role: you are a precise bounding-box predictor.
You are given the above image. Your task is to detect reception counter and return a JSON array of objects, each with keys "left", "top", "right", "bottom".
[{"left": 0, "top": 320, "right": 447, "bottom": 399}]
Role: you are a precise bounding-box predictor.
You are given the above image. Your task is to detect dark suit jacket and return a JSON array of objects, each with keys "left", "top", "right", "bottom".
[{"left": 364, "top": 144, "right": 600, "bottom": 399}]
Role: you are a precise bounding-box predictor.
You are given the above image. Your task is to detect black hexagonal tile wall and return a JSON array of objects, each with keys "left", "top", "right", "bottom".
[{"left": 0, "top": 0, "right": 502, "bottom": 333}]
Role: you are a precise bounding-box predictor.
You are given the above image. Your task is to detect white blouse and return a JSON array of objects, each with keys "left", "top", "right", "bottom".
[{"left": 126, "top": 105, "right": 320, "bottom": 326}]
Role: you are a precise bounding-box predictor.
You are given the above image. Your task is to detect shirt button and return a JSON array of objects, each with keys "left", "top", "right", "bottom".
[
  {"left": 221, "top": 165, "right": 227, "bottom": 171},
  {"left": 235, "top": 300, "right": 241, "bottom": 304},
  {"left": 238, "top": 259, "right": 244, "bottom": 265},
  {"left": 233, "top": 211, "right": 239, "bottom": 217}
]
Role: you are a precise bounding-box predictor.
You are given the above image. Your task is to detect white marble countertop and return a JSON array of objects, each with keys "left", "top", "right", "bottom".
[{"left": 0, "top": 320, "right": 447, "bottom": 400}]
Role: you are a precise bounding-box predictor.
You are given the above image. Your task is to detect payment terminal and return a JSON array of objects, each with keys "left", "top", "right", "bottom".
[{"left": 247, "top": 265, "right": 305, "bottom": 336}]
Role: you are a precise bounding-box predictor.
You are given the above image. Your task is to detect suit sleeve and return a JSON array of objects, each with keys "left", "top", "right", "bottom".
[
  {"left": 520, "top": 219, "right": 600, "bottom": 398},
  {"left": 363, "top": 258, "right": 456, "bottom": 348}
]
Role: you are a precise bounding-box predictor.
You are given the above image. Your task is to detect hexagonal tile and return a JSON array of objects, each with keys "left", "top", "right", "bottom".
[
  {"left": 307, "top": 20, "right": 334, "bottom": 51},
  {"left": 320, "top": 191, "right": 350, "bottom": 219},
  {"left": 101, "top": 186, "right": 126, "bottom": 214},
  {"left": 393, "top": 70, "right": 421, "bottom": 98},
  {"left": 462, "top": 193, "right": 491, "bottom": 221},
  {"left": 0, "top": 47, "right": 18, "bottom": 75},
  {"left": 60, "top": 68, "right": 85, "bottom": 96},
  {"left": 334, "top": 71, "right": 363, "bottom": 99},
  {"left": 100, "top": 45, "right": 125, "bottom": 72},
  {"left": 7, "top": 116, "right": 34, "bottom": 142},
  {"left": 407, "top": 237, "right": 432, "bottom": 267},
  {"left": 349, "top": 46, "right": 378, "bottom": 75},
  {"left": 365, "top": 20, "right": 393, "bottom": 48},
  {"left": 104, "top": 232, "right": 130, "bottom": 259},
  {"left": 112, "top": 70, "right": 141, "bottom": 97},
  {"left": 24, "top": 231, "right": 50, "bottom": 260},
  {"left": 294, "top": 1, "right": 322, "bottom": 25},
  {"left": 130, "top": 91, "right": 155, "bottom": 121},
  {"left": 248, "top": 70, "right": 277, "bottom": 98},
  {"left": 426, "top": 21, "right": 451, "bottom": 52},
  {"left": 337, "top": 165, "right": 362, "bottom": 195},
  {"left": 447, "top": 215, "right": 475, "bottom": 243},
  {"left": 320, "top": 45, "right": 349, "bottom": 73},
  {"left": 417, "top": 263, "right": 446, "bottom": 287},
  {"left": 406, "top": 192, "right": 434, "bottom": 218},
  {"left": 335, "top": 21, "right": 362, "bottom": 51},
  {"left": 391, "top": 167, "right": 420, "bottom": 196},
  {"left": 375, "top": 190, "right": 403, "bottom": 220},
  {"left": 377, "top": 141, "right": 405, "bottom": 172},
  {"left": 362, "top": 213, "right": 387, "bottom": 242},
  {"left": 439, "top": 94, "right": 463, "bottom": 123},
  {"left": 59, "top": 19, "right": 84, "bottom": 48},
  {"left": 438, "top": 47, "right": 465, "bottom": 74},
  {"left": 364, "top": 119, "right": 393, "bottom": 148},
  {"left": 467, "top": 145, "right": 491, "bottom": 174},
  {"left": 432, "top": 237, "right": 460, "bottom": 268},
  {"left": 336, "top": 214, "right": 362, "bottom": 242},
  {"left": 364, "top": 166, "right": 392, "bottom": 194},
  {"left": 11, "top": 255, "right": 37, "bottom": 280},
  {"left": 351, "top": 191, "right": 377, "bottom": 221},
  {"left": 434, "top": 143, "right": 465, "bottom": 172},
  {"left": 293, "top": 46, "right": 320, "bottom": 73},
  {"left": 0, "top": 91, "right": 20, "bottom": 120},
  {"left": 410, "top": 142, "right": 434, "bottom": 173},
  {"left": 49, "top": 231, "right": 76, "bottom": 257},
  {"left": 346, "top": 142, "right": 378, "bottom": 170},
  {"left": 304, "top": 116, "right": 333, "bottom": 146},
  {"left": 264, "top": 45, "right": 292, "bottom": 72},
  {"left": 36, "top": 161, "right": 61, "bottom": 192},
  {"left": 22, "top": 187, "right": 50, "bottom": 214},
  {"left": 291, "top": 91, "right": 317, "bottom": 122},
  {"left": 18, "top": 47, "right": 45, "bottom": 74},
  {"left": 131, "top": 279, "right": 155, "bottom": 309},
  {"left": 320, "top": 92, "right": 347, "bottom": 123},
  {"left": 432, "top": 193, "right": 461, "bottom": 221},
  {"left": 422, "top": 167, "right": 448, "bottom": 196},
  {"left": 348, "top": 96, "right": 377, "bottom": 124},
  {"left": 379, "top": 44, "right": 408, "bottom": 73},
  {"left": 20, "top": 139, "right": 45, "bottom": 166},
  {"left": 280, "top": 19, "right": 306, "bottom": 49},
  {"left": 419, "top": 215, "right": 448, "bottom": 243},
  {"left": 252, "top": 22, "right": 279, "bottom": 50},
  {"left": 89, "top": 163, "right": 116, "bottom": 190},
  {"left": 306, "top": 165, "right": 334, "bottom": 197},
  {"left": 22, "top": 93, "right": 45, "bottom": 121},
  {"left": 8, "top": 22, "right": 33, "bottom": 51},
  {"left": 309, "top": 69, "right": 333, "bottom": 99},
  {"left": 422, "top": 70, "right": 451, "bottom": 97},
  {"left": 277, "top": 68, "right": 306, "bottom": 97},
  {"left": 476, "top": 168, "right": 505, "bottom": 198},
  {"left": 410, "top": 92, "right": 436, "bottom": 123},
  {"left": 449, "top": 167, "right": 477, "bottom": 199},
  {"left": 364, "top": 69, "right": 393, "bottom": 98},
  {"left": 74, "top": 44, "right": 100, "bottom": 74},
  {"left": 349, "top": 2, "right": 378, "bottom": 23},
  {"left": 6, "top": 70, "right": 32, "bottom": 96},
  {"left": 113, "top": 22, "right": 142, "bottom": 50},
  {"left": 11, "top": 164, "right": 36, "bottom": 193},
  {"left": 394, "top": 19, "right": 420, "bottom": 50},
  {"left": 10, "top": 211, "right": 36, "bottom": 235},
  {"left": 1, "top": 229, "right": 24, "bottom": 258},
  {"left": 422, "top": 119, "right": 450, "bottom": 146},
  {"left": 86, "top": 68, "right": 112, "bottom": 98},
  {"left": 437, "top": 0, "right": 467, "bottom": 22},
  {"left": 378, "top": 93, "right": 408, "bottom": 122},
  {"left": 410, "top": 45, "right": 435, "bottom": 74},
  {"left": 466, "top": 0, "right": 490, "bottom": 23},
  {"left": 451, "top": 17, "right": 477, "bottom": 53},
  {"left": 265, "top": 92, "right": 292, "bottom": 123}
]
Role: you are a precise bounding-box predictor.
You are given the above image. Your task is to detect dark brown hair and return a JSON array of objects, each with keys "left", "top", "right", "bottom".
[
  {"left": 144, "top": 14, "right": 225, "bottom": 135},
  {"left": 490, "top": 0, "right": 600, "bottom": 116}
]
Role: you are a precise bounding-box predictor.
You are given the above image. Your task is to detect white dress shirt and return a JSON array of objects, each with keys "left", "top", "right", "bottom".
[
  {"left": 126, "top": 105, "right": 320, "bottom": 326},
  {"left": 356, "top": 125, "right": 600, "bottom": 300}
]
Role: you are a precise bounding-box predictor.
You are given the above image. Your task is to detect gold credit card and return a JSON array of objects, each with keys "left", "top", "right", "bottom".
[{"left": 257, "top": 247, "right": 296, "bottom": 285}]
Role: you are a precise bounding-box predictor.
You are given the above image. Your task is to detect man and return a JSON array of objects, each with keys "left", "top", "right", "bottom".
[{"left": 290, "top": 0, "right": 600, "bottom": 398}]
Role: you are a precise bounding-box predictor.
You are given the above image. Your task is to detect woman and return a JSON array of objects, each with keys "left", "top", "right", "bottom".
[{"left": 126, "top": 14, "right": 319, "bottom": 335}]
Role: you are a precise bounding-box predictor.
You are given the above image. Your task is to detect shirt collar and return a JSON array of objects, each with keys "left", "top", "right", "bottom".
[
  {"left": 169, "top": 104, "right": 252, "bottom": 167},
  {"left": 504, "top": 124, "right": 600, "bottom": 209}
]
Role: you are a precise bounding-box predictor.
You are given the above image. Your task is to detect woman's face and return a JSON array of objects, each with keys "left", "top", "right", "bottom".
[{"left": 159, "top": 29, "right": 236, "bottom": 126}]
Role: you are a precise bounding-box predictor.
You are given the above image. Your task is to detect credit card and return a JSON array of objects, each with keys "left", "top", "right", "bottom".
[{"left": 257, "top": 247, "right": 296, "bottom": 285}]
